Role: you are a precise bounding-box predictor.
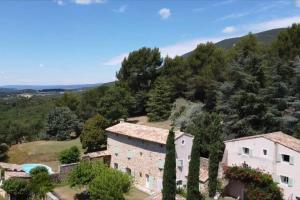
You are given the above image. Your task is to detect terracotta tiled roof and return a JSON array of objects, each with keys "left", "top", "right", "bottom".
[
  {"left": 82, "top": 150, "right": 110, "bottom": 159},
  {"left": 225, "top": 131, "right": 300, "bottom": 153},
  {"left": 0, "top": 162, "right": 22, "bottom": 172},
  {"left": 4, "top": 171, "right": 30, "bottom": 179},
  {"left": 106, "top": 122, "right": 185, "bottom": 144},
  {"left": 199, "top": 157, "right": 209, "bottom": 183}
]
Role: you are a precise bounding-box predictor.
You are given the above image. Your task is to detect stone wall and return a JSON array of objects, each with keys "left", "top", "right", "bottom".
[
  {"left": 45, "top": 192, "right": 60, "bottom": 200},
  {"left": 107, "top": 132, "right": 166, "bottom": 192}
]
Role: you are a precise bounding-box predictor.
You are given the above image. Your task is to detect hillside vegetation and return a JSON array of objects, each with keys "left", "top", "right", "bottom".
[{"left": 1, "top": 24, "right": 300, "bottom": 161}]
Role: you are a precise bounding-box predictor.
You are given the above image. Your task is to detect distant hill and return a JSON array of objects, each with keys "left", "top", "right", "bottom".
[
  {"left": 182, "top": 28, "right": 285, "bottom": 58},
  {"left": 0, "top": 83, "right": 102, "bottom": 91}
]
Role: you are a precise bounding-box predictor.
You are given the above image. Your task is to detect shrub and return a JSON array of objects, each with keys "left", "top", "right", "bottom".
[
  {"left": 80, "top": 114, "right": 110, "bottom": 152},
  {"left": 29, "top": 168, "right": 53, "bottom": 199},
  {"left": 29, "top": 166, "right": 49, "bottom": 176},
  {"left": 2, "top": 179, "right": 30, "bottom": 200},
  {"left": 68, "top": 162, "right": 131, "bottom": 200},
  {"left": 225, "top": 166, "right": 283, "bottom": 200},
  {"left": 59, "top": 146, "right": 80, "bottom": 164}
]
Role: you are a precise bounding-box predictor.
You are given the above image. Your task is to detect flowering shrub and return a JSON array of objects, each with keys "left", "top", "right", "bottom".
[{"left": 224, "top": 166, "right": 283, "bottom": 200}]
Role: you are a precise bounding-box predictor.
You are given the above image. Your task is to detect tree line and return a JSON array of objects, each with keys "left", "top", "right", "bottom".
[{"left": 1, "top": 24, "right": 300, "bottom": 160}]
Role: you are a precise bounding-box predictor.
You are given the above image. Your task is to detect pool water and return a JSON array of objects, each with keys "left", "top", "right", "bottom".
[{"left": 22, "top": 163, "right": 53, "bottom": 174}]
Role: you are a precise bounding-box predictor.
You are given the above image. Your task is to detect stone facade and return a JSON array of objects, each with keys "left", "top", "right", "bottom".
[
  {"left": 107, "top": 132, "right": 166, "bottom": 192},
  {"left": 106, "top": 123, "right": 207, "bottom": 193}
]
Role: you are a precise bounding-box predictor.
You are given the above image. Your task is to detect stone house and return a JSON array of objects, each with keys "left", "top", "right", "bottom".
[
  {"left": 106, "top": 122, "right": 208, "bottom": 193},
  {"left": 222, "top": 131, "right": 300, "bottom": 200}
]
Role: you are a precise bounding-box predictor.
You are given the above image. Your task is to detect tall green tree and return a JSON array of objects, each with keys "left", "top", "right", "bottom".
[
  {"left": 56, "top": 92, "right": 80, "bottom": 113},
  {"left": 162, "top": 128, "right": 176, "bottom": 200},
  {"left": 78, "top": 85, "right": 109, "bottom": 120},
  {"left": 80, "top": 114, "right": 110, "bottom": 152},
  {"left": 97, "top": 85, "right": 134, "bottom": 121},
  {"left": 46, "top": 107, "right": 82, "bottom": 140},
  {"left": 117, "top": 47, "right": 162, "bottom": 93},
  {"left": 208, "top": 142, "right": 223, "bottom": 197},
  {"left": 146, "top": 78, "right": 172, "bottom": 121},
  {"left": 186, "top": 133, "right": 202, "bottom": 200}
]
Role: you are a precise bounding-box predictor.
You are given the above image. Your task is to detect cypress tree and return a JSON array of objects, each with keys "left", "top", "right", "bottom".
[
  {"left": 208, "top": 142, "right": 223, "bottom": 197},
  {"left": 186, "top": 133, "right": 202, "bottom": 200},
  {"left": 162, "top": 128, "right": 176, "bottom": 200}
]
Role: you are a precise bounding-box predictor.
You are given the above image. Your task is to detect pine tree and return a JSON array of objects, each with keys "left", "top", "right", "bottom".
[
  {"left": 186, "top": 133, "right": 202, "bottom": 200},
  {"left": 162, "top": 128, "right": 176, "bottom": 200},
  {"left": 147, "top": 77, "right": 172, "bottom": 121}
]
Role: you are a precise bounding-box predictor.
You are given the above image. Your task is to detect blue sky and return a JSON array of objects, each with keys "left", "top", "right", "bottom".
[{"left": 0, "top": 0, "right": 300, "bottom": 85}]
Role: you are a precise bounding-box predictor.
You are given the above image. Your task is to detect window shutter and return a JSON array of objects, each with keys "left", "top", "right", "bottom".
[
  {"left": 288, "top": 178, "right": 294, "bottom": 187},
  {"left": 289, "top": 156, "right": 294, "bottom": 165},
  {"left": 113, "top": 147, "right": 119, "bottom": 155},
  {"left": 276, "top": 154, "right": 281, "bottom": 163},
  {"left": 238, "top": 148, "right": 243, "bottom": 155},
  {"left": 249, "top": 149, "right": 253, "bottom": 157},
  {"left": 127, "top": 150, "right": 134, "bottom": 159},
  {"left": 272, "top": 174, "right": 280, "bottom": 183}
]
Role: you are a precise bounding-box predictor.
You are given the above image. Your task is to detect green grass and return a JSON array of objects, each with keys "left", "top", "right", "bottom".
[{"left": 6, "top": 138, "right": 84, "bottom": 171}]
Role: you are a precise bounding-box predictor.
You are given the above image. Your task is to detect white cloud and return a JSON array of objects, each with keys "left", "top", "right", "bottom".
[
  {"left": 217, "top": 12, "right": 250, "bottom": 21},
  {"left": 244, "top": 16, "right": 300, "bottom": 32},
  {"left": 39, "top": 64, "right": 45, "bottom": 68},
  {"left": 103, "top": 36, "right": 228, "bottom": 66},
  {"left": 54, "top": 0, "right": 65, "bottom": 6},
  {"left": 159, "top": 8, "right": 171, "bottom": 20},
  {"left": 103, "top": 53, "right": 128, "bottom": 66},
  {"left": 113, "top": 5, "right": 127, "bottom": 13},
  {"left": 296, "top": 0, "right": 300, "bottom": 7},
  {"left": 222, "top": 26, "right": 237, "bottom": 34},
  {"left": 74, "top": 0, "right": 106, "bottom": 5},
  {"left": 104, "top": 15, "right": 300, "bottom": 67}
]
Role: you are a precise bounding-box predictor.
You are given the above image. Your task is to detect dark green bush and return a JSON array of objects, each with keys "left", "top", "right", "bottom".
[{"left": 59, "top": 146, "right": 80, "bottom": 164}]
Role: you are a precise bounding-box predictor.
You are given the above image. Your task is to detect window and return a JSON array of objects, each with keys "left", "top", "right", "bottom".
[
  {"left": 125, "top": 168, "right": 132, "bottom": 175},
  {"left": 296, "top": 197, "right": 300, "bottom": 200},
  {"left": 114, "top": 163, "right": 118, "bottom": 169},
  {"left": 188, "top": 155, "right": 191, "bottom": 161},
  {"left": 139, "top": 172, "right": 142, "bottom": 177},
  {"left": 176, "top": 180, "right": 183, "bottom": 186},
  {"left": 263, "top": 149, "right": 267, "bottom": 155},
  {"left": 282, "top": 154, "right": 290, "bottom": 162},
  {"left": 243, "top": 147, "right": 250, "bottom": 155},
  {"left": 181, "top": 140, "right": 185, "bottom": 145},
  {"left": 140, "top": 152, "right": 143, "bottom": 156},
  {"left": 280, "top": 175, "right": 289, "bottom": 184}
]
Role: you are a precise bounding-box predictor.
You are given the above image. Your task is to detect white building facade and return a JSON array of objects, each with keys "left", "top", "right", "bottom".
[
  {"left": 106, "top": 122, "right": 208, "bottom": 193},
  {"left": 222, "top": 132, "right": 300, "bottom": 200}
]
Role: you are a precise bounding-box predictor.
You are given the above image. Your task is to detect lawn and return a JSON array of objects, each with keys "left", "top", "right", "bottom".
[
  {"left": 53, "top": 186, "right": 149, "bottom": 200},
  {"left": 6, "top": 138, "right": 84, "bottom": 171}
]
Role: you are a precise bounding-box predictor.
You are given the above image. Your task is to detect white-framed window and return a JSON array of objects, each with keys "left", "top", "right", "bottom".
[
  {"left": 263, "top": 149, "right": 267, "bottom": 155},
  {"left": 280, "top": 175, "right": 289, "bottom": 184},
  {"left": 243, "top": 147, "right": 250, "bottom": 155},
  {"left": 188, "top": 155, "right": 191, "bottom": 161}
]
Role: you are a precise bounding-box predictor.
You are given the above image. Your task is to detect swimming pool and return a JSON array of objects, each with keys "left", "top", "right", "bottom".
[{"left": 21, "top": 163, "right": 53, "bottom": 174}]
